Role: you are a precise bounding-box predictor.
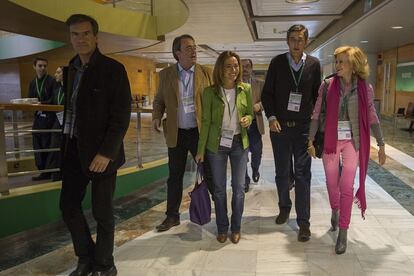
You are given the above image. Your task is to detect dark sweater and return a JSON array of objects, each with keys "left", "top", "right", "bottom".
[
  {"left": 28, "top": 74, "right": 55, "bottom": 104},
  {"left": 261, "top": 53, "right": 321, "bottom": 122}
]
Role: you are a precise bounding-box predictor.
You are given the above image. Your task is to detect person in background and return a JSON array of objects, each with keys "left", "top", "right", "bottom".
[
  {"left": 241, "top": 59, "right": 264, "bottom": 192},
  {"left": 60, "top": 14, "right": 131, "bottom": 276},
  {"left": 49, "top": 66, "right": 64, "bottom": 181},
  {"left": 196, "top": 51, "right": 253, "bottom": 244},
  {"left": 308, "top": 46, "right": 386, "bottom": 254},
  {"left": 261, "top": 24, "right": 321, "bottom": 242},
  {"left": 152, "top": 34, "right": 213, "bottom": 232},
  {"left": 28, "top": 57, "right": 55, "bottom": 181}
]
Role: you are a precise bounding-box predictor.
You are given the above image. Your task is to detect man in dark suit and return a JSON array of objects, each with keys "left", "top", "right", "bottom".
[
  {"left": 60, "top": 14, "right": 131, "bottom": 276},
  {"left": 28, "top": 57, "right": 55, "bottom": 180}
]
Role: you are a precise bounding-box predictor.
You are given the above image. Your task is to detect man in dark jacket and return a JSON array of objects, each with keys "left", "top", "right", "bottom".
[
  {"left": 261, "top": 24, "right": 321, "bottom": 242},
  {"left": 60, "top": 14, "right": 131, "bottom": 276},
  {"left": 28, "top": 57, "right": 55, "bottom": 180}
]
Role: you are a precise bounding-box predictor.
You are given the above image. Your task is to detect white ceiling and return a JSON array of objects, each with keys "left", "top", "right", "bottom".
[
  {"left": 120, "top": 0, "right": 414, "bottom": 69},
  {"left": 313, "top": 0, "right": 414, "bottom": 65}
]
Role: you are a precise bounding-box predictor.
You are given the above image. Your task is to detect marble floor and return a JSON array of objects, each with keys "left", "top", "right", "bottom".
[{"left": 2, "top": 120, "right": 414, "bottom": 276}]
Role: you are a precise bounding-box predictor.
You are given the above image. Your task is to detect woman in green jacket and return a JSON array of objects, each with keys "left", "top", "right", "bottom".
[{"left": 195, "top": 51, "right": 253, "bottom": 244}]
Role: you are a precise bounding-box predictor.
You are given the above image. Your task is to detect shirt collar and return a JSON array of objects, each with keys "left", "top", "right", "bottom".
[
  {"left": 287, "top": 52, "right": 307, "bottom": 67},
  {"left": 178, "top": 63, "right": 195, "bottom": 74}
]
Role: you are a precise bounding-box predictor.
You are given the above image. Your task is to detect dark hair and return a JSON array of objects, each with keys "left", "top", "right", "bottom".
[
  {"left": 33, "top": 57, "right": 48, "bottom": 66},
  {"left": 213, "top": 51, "right": 242, "bottom": 89},
  {"left": 241, "top": 58, "right": 253, "bottom": 67},
  {"left": 65, "top": 14, "right": 99, "bottom": 35},
  {"left": 172, "top": 34, "right": 195, "bottom": 61},
  {"left": 287, "top": 24, "right": 309, "bottom": 41}
]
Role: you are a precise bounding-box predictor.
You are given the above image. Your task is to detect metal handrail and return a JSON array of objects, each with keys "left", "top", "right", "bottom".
[
  {"left": 0, "top": 103, "right": 154, "bottom": 195},
  {"left": 6, "top": 148, "right": 61, "bottom": 155},
  {"left": 5, "top": 129, "right": 62, "bottom": 134}
]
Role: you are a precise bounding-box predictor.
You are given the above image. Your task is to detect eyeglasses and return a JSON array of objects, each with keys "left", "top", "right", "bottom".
[
  {"left": 183, "top": 45, "right": 197, "bottom": 53},
  {"left": 288, "top": 37, "right": 306, "bottom": 45}
]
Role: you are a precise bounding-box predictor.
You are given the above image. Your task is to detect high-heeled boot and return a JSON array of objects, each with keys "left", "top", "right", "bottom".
[
  {"left": 330, "top": 209, "right": 339, "bottom": 231},
  {"left": 335, "top": 228, "right": 347, "bottom": 254}
]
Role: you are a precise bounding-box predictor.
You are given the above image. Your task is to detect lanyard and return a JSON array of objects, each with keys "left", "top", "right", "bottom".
[
  {"left": 288, "top": 63, "right": 305, "bottom": 92},
  {"left": 221, "top": 87, "right": 237, "bottom": 122},
  {"left": 35, "top": 77, "right": 46, "bottom": 99},
  {"left": 57, "top": 87, "right": 64, "bottom": 105}
]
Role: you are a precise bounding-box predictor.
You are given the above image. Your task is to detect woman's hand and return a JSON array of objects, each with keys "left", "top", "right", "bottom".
[
  {"left": 240, "top": 116, "right": 250, "bottom": 128},
  {"left": 378, "top": 145, "right": 386, "bottom": 165},
  {"left": 307, "top": 140, "right": 316, "bottom": 158},
  {"left": 195, "top": 154, "right": 204, "bottom": 163}
]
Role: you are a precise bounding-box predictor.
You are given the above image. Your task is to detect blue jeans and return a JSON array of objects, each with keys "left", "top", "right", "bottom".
[{"left": 207, "top": 135, "right": 248, "bottom": 234}]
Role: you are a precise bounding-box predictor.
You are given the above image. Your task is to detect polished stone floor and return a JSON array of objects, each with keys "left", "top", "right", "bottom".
[{"left": 1, "top": 118, "right": 414, "bottom": 275}]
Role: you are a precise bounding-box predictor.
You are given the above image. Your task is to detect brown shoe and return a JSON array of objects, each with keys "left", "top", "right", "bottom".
[
  {"left": 216, "top": 233, "right": 227, "bottom": 243},
  {"left": 230, "top": 232, "right": 241, "bottom": 244},
  {"left": 156, "top": 217, "right": 180, "bottom": 232}
]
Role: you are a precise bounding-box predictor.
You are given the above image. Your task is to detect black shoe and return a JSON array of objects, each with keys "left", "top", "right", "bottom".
[
  {"left": 252, "top": 170, "right": 260, "bottom": 182},
  {"left": 335, "top": 228, "right": 348, "bottom": 254},
  {"left": 92, "top": 266, "right": 117, "bottom": 276},
  {"left": 275, "top": 209, "right": 290, "bottom": 224},
  {"left": 298, "top": 226, "right": 311, "bottom": 242},
  {"left": 245, "top": 182, "right": 249, "bottom": 193},
  {"left": 156, "top": 217, "right": 180, "bottom": 232},
  {"left": 330, "top": 209, "right": 339, "bottom": 232},
  {"left": 32, "top": 173, "right": 51, "bottom": 181},
  {"left": 245, "top": 177, "right": 251, "bottom": 185},
  {"left": 69, "top": 263, "right": 92, "bottom": 276}
]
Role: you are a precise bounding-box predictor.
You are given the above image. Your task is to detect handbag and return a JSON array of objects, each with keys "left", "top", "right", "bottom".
[
  {"left": 189, "top": 164, "right": 211, "bottom": 225},
  {"left": 314, "top": 79, "right": 330, "bottom": 158}
]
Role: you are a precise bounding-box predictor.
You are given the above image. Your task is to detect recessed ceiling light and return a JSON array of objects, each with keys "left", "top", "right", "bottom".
[
  {"left": 301, "top": 6, "right": 311, "bottom": 10},
  {"left": 286, "top": 0, "right": 319, "bottom": 4},
  {"left": 360, "top": 40, "right": 369, "bottom": 43},
  {"left": 391, "top": 26, "right": 403, "bottom": 29}
]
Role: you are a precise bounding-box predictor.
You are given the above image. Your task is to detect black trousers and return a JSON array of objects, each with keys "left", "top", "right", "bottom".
[
  {"left": 166, "top": 128, "right": 212, "bottom": 219},
  {"left": 270, "top": 121, "right": 311, "bottom": 227},
  {"left": 60, "top": 138, "right": 116, "bottom": 270},
  {"left": 32, "top": 113, "right": 54, "bottom": 171}
]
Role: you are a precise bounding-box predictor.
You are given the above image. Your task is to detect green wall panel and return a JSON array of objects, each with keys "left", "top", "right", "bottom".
[{"left": 0, "top": 163, "right": 168, "bottom": 239}]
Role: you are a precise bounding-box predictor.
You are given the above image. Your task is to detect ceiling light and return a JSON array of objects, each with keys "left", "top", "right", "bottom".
[
  {"left": 360, "top": 40, "right": 369, "bottom": 43},
  {"left": 391, "top": 26, "right": 403, "bottom": 29},
  {"left": 286, "top": 0, "right": 319, "bottom": 4},
  {"left": 301, "top": 6, "right": 311, "bottom": 10}
]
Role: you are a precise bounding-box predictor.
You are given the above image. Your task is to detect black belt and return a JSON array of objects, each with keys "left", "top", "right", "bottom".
[
  {"left": 178, "top": 127, "right": 197, "bottom": 131},
  {"left": 279, "top": 119, "right": 310, "bottom": 128}
]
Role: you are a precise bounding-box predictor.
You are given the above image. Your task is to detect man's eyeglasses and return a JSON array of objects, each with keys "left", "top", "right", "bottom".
[{"left": 288, "top": 37, "right": 306, "bottom": 45}]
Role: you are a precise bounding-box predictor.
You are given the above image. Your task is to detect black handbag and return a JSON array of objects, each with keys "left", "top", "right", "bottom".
[{"left": 314, "top": 79, "right": 330, "bottom": 158}]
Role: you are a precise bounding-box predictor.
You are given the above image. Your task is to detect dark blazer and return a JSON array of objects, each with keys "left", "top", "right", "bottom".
[{"left": 62, "top": 49, "right": 131, "bottom": 175}]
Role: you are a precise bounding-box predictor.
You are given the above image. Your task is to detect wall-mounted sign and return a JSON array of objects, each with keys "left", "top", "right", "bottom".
[{"left": 396, "top": 62, "right": 414, "bottom": 92}]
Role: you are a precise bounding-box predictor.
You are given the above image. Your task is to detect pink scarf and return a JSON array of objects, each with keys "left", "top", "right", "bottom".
[{"left": 324, "top": 76, "right": 369, "bottom": 218}]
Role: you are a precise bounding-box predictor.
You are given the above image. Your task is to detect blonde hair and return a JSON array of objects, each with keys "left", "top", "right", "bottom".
[
  {"left": 334, "top": 46, "right": 369, "bottom": 80},
  {"left": 213, "top": 51, "right": 242, "bottom": 89}
]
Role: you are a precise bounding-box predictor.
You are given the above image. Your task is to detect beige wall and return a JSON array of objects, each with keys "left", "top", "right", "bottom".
[
  {"left": 3, "top": 53, "right": 156, "bottom": 103},
  {"left": 376, "top": 43, "right": 414, "bottom": 115}
]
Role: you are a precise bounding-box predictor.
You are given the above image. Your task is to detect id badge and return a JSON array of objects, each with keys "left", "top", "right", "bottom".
[
  {"left": 287, "top": 92, "right": 302, "bottom": 112},
  {"left": 338, "top": 121, "right": 352, "bottom": 140},
  {"left": 56, "top": 111, "right": 64, "bottom": 126},
  {"left": 182, "top": 95, "right": 195, "bottom": 114},
  {"left": 220, "top": 128, "right": 234, "bottom": 148}
]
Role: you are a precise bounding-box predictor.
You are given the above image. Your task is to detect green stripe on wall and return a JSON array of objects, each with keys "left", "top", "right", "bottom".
[{"left": 0, "top": 163, "right": 168, "bottom": 239}]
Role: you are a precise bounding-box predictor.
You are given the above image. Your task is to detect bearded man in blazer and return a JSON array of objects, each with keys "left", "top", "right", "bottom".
[{"left": 152, "top": 34, "right": 213, "bottom": 232}]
